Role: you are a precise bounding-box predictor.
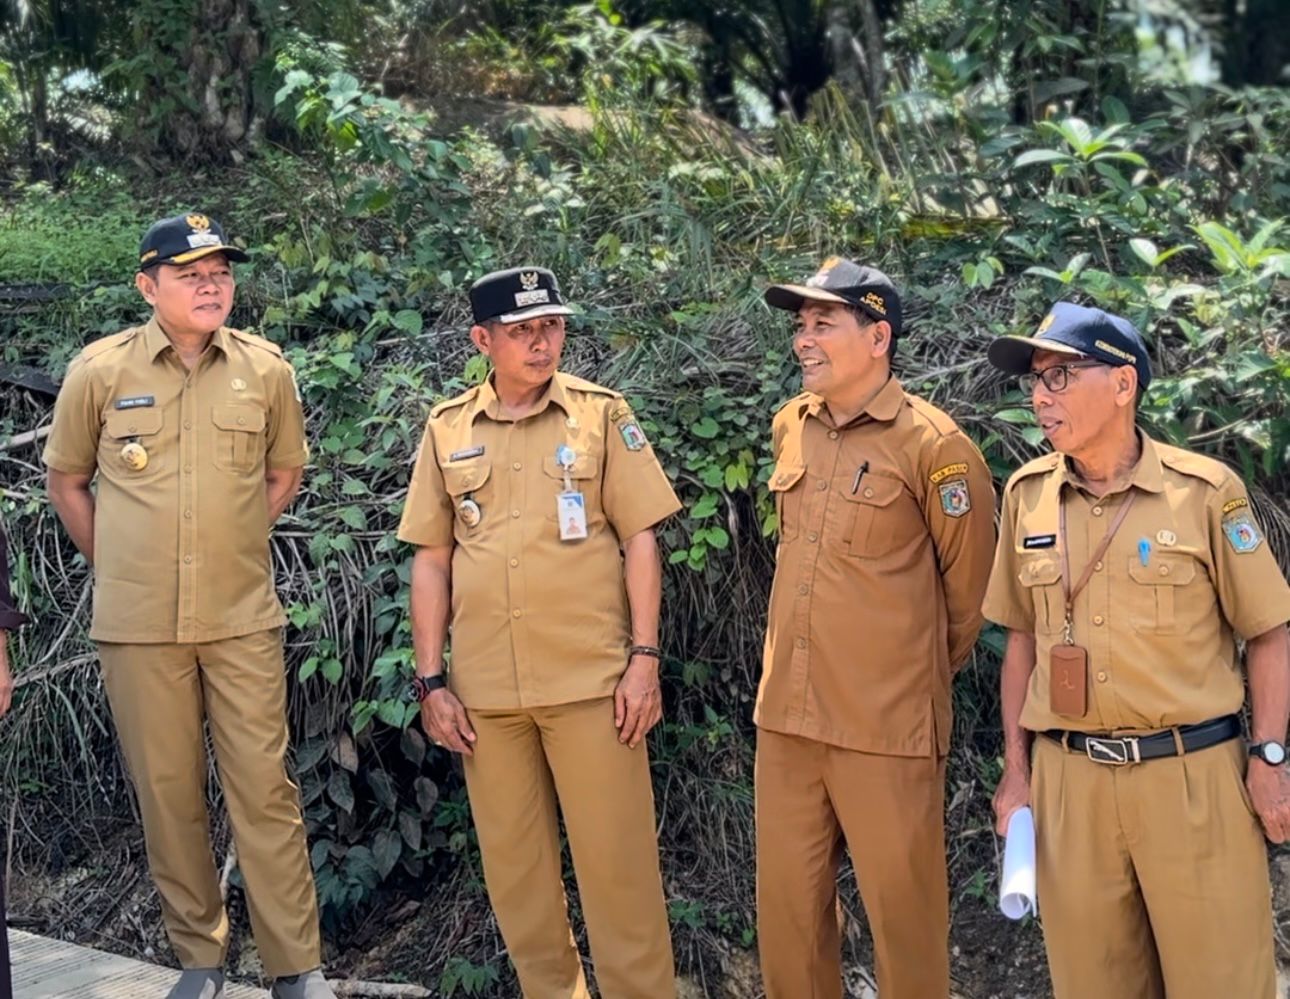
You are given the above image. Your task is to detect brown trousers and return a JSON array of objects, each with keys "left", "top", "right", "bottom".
[
  {"left": 99, "top": 630, "right": 321, "bottom": 977},
  {"left": 1032, "top": 735, "right": 1276, "bottom": 999},
  {"left": 755, "top": 729, "right": 949, "bottom": 999},
  {"left": 461, "top": 697, "right": 676, "bottom": 999}
]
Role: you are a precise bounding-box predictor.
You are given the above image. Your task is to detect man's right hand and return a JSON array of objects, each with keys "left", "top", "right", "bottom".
[
  {"left": 419, "top": 685, "right": 477, "bottom": 757},
  {"left": 993, "top": 764, "right": 1031, "bottom": 836}
]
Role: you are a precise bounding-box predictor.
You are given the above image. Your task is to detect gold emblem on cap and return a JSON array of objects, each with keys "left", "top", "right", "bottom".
[
  {"left": 1156, "top": 529, "right": 1177, "bottom": 546},
  {"left": 120, "top": 441, "right": 149, "bottom": 471},
  {"left": 861, "top": 291, "right": 887, "bottom": 315},
  {"left": 519, "top": 270, "right": 540, "bottom": 291},
  {"left": 231, "top": 378, "right": 247, "bottom": 392},
  {"left": 186, "top": 213, "right": 211, "bottom": 231},
  {"left": 1037, "top": 313, "right": 1056, "bottom": 334}
]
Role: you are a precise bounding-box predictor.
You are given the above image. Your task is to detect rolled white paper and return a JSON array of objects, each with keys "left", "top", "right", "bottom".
[{"left": 1000, "top": 806, "right": 1038, "bottom": 920}]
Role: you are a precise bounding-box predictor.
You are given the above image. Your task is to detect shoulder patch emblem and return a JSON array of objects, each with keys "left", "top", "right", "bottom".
[
  {"left": 939, "top": 478, "right": 971, "bottom": 518},
  {"left": 608, "top": 404, "right": 633, "bottom": 423},
  {"left": 1222, "top": 512, "right": 1263, "bottom": 554},
  {"left": 1221, "top": 497, "right": 1248, "bottom": 515},
  {"left": 930, "top": 462, "right": 969, "bottom": 485},
  {"left": 620, "top": 422, "right": 648, "bottom": 451}
]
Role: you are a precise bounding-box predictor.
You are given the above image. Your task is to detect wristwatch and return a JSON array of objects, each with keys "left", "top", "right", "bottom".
[
  {"left": 1249, "top": 741, "right": 1287, "bottom": 766},
  {"left": 408, "top": 673, "right": 447, "bottom": 703}
]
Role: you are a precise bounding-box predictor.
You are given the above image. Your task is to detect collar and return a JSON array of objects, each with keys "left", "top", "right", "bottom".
[
  {"left": 143, "top": 316, "right": 230, "bottom": 361},
  {"left": 805, "top": 376, "right": 905, "bottom": 428},
  {"left": 1058, "top": 430, "right": 1164, "bottom": 496},
  {"left": 472, "top": 371, "right": 573, "bottom": 422}
]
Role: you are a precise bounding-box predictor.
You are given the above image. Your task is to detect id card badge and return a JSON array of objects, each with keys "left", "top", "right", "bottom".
[
  {"left": 557, "top": 491, "right": 588, "bottom": 541},
  {"left": 1049, "top": 643, "right": 1088, "bottom": 717}
]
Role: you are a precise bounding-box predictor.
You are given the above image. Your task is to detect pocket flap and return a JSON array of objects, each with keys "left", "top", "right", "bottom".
[
  {"left": 541, "top": 454, "right": 596, "bottom": 480},
  {"left": 212, "top": 404, "right": 266, "bottom": 433},
  {"left": 843, "top": 472, "right": 904, "bottom": 507},
  {"left": 1128, "top": 553, "right": 1195, "bottom": 586},
  {"left": 769, "top": 463, "right": 805, "bottom": 493},
  {"left": 442, "top": 459, "right": 491, "bottom": 496},
  {"left": 104, "top": 408, "right": 163, "bottom": 439},
  {"left": 1019, "top": 557, "right": 1061, "bottom": 587}
]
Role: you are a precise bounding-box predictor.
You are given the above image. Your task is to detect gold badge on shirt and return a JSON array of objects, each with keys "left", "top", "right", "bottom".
[
  {"left": 457, "top": 498, "right": 482, "bottom": 528},
  {"left": 231, "top": 377, "right": 247, "bottom": 392},
  {"left": 120, "top": 441, "right": 149, "bottom": 471}
]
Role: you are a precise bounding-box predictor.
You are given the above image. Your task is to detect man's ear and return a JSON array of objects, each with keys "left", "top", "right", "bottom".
[
  {"left": 1114, "top": 365, "right": 1139, "bottom": 409},
  {"left": 135, "top": 270, "right": 157, "bottom": 305},
  {"left": 869, "top": 320, "right": 893, "bottom": 358},
  {"left": 469, "top": 323, "right": 491, "bottom": 356}
]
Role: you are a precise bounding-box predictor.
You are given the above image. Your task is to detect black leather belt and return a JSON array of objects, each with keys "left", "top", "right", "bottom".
[{"left": 1042, "top": 714, "right": 1241, "bottom": 766}]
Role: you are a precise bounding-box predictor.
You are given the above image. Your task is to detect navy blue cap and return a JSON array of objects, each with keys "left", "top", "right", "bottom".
[
  {"left": 470, "top": 266, "right": 575, "bottom": 325},
  {"left": 138, "top": 213, "right": 248, "bottom": 271},
  {"left": 765, "top": 257, "right": 902, "bottom": 339},
  {"left": 987, "top": 302, "right": 1151, "bottom": 389}
]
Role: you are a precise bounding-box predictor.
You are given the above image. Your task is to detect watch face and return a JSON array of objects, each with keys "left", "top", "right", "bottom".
[{"left": 1264, "top": 743, "right": 1287, "bottom": 766}]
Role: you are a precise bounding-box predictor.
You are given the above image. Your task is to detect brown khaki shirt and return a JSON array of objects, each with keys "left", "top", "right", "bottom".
[
  {"left": 983, "top": 434, "right": 1290, "bottom": 733},
  {"left": 397, "top": 371, "right": 681, "bottom": 710},
  {"left": 43, "top": 318, "right": 308, "bottom": 644},
  {"left": 755, "top": 377, "right": 996, "bottom": 756}
]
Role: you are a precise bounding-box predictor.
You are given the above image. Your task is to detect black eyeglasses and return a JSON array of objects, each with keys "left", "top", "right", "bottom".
[{"left": 1019, "top": 361, "right": 1108, "bottom": 394}]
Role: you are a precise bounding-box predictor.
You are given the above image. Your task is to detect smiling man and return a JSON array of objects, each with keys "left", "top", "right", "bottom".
[
  {"left": 984, "top": 302, "right": 1290, "bottom": 999},
  {"left": 44, "top": 214, "right": 332, "bottom": 999},
  {"left": 397, "top": 266, "right": 680, "bottom": 998},
  {"left": 756, "top": 258, "right": 994, "bottom": 998}
]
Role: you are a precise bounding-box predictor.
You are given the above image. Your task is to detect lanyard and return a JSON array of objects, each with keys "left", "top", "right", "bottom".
[{"left": 1057, "top": 490, "right": 1138, "bottom": 645}]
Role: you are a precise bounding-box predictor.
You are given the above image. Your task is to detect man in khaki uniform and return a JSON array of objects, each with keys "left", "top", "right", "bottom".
[
  {"left": 398, "top": 267, "right": 680, "bottom": 998},
  {"left": 756, "top": 259, "right": 995, "bottom": 998},
  {"left": 44, "top": 214, "right": 333, "bottom": 999},
  {"left": 984, "top": 302, "right": 1290, "bottom": 999}
]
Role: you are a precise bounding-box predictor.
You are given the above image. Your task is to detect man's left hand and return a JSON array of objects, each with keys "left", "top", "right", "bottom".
[
  {"left": 1246, "top": 760, "right": 1290, "bottom": 843},
  {"left": 614, "top": 654, "right": 662, "bottom": 749}
]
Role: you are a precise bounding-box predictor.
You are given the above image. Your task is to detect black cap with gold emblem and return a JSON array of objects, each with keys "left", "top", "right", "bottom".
[
  {"left": 765, "top": 257, "right": 903, "bottom": 339},
  {"left": 469, "top": 266, "right": 576, "bottom": 325},
  {"left": 137, "top": 213, "right": 249, "bottom": 271}
]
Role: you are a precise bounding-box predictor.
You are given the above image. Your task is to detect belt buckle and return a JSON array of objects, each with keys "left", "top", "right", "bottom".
[{"left": 1084, "top": 736, "right": 1141, "bottom": 766}]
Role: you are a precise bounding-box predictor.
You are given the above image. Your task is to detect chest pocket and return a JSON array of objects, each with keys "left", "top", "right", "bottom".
[
  {"left": 841, "top": 473, "right": 914, "bottom": 558},
  {"left": 1127, "top": 553, "right": 1197, "bottom": 635},
  {"left": 102, "top": 407, "right": 166, "bottom": 480},
  {"left": 1018, "top": 556, "right": 1064, "bottom": 634},
  {"left": 441, "top": 458, "right": 492, "bottom": 536},
  {"left": 768, "top": 462, "right": 805, "bottom": 543},
  {"left": 541, "top": 453, "right": 600, "bottom": 522},
  {"left": 212, "top": 403, "right": 267, "bottom": 474}
]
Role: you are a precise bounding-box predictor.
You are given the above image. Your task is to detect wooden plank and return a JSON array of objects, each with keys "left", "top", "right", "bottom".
[{"left": 10, "top": 929, "right": 269, "bottom": 998}]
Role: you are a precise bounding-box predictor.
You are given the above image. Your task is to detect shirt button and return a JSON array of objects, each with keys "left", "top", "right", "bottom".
[
  {"left": 1092, "top": 506, "right": 1104, "bottom": 516},
  {"left": 128, "top": 424, "right": 137, "bottom": 433},
  {"left": 463, "top": 476, "right": 474, "bottom": 486},
  {"left": 237, "top": 416, "right": 246, "bottom": 426},
  {"left": 797, "top": 584, "right": 809, "bottom": 595},
  {"left": 183, "top": 509, "right": 192, "bottom": 519},
  {"left": 183, "top": 555, "right": 193, "bottom": 564},
  {"left": 1097, "top": 671, "right": 1108, "bottom": 683},
  {"left": 828, "top": 431, "right": 838, "bottom": 440},
  {"left": 512, "top": 462, "right": 522, "bottom": 471},
  {"left": 511, "top": 510, "right": 521, "bottom": 519},
  {"left": 510, "top": 558, "right": 519, "bottom": 568},
  {"left": 807, "top": 531, "right": 819, "bottom": 543},
  {"left": 1159, "top": 565, "right": 1170, "bottom": 577},
  {"left": 512, "top": 609, "right": 522, "bottom": 619},
  {"left": 1094, "top": 560, "right": 1103, "bottom": 571},
  {"left": 183, "top": 421, "right": 192, "bottom": 430},
  {"left": 1093, "top": 615, "right": 1105, "bottom": 626},
  {"left": 816, "top": 481, "right": 827, "bottom": 491},
  {"left": 795, "top": 637, "right": 807, "bottom": 649},
  {"left": 863, "top": 487, "right": 874, "bottom": 498},
  {"left": 184, "top": 465, "right": 193, "bottom": 474}
]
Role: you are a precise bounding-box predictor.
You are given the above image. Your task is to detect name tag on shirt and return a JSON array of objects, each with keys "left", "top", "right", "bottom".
[
  {"left": 115, "top": 395, "right": 155, "bottom": 410},
  {"left": 1023, "top": 534, "right": 1057, "bottom": 550},
  {"left": 557, "top": 491, "right": 587, "bottom": 541},
  {"left": 449, "top": 445, "right": 485, "bottom": 461}
]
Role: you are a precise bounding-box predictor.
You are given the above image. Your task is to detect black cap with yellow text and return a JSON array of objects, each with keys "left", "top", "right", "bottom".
[
  {"left": 137, "top": 213, "right": 249, "bottom": 271},
  {"left": 987, "top": 301, "right": 1152, "bottom": 389},
  {"left": 764, "top": 257, "right": 903, "bottom": 339}
]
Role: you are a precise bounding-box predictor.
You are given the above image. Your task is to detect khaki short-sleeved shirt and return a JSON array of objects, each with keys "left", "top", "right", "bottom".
[
  {"left": 397, "top": 371, "right": 681, "bottom": 710},
  {"left": 755, "top": 377, "right": 996, "bottom": 757},
  {"left": 43, "top": 318, "right": 309, "bottom": 644},
  {"left": 983, "top": 434, "right": 1290, "bottom": 733}
]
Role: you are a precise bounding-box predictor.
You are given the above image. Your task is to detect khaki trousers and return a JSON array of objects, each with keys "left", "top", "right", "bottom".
[
  {"left": 461, "top": 697, "right": 675, "bottom": 999},
  {"left": 755, "top": 729, "right": 949, "bottom": 999},
  {"left": 1032, "top": 735, "right": 1276, "bottom": 999},
  {"left": 99, "top": 630, "right": 320, "bottom": 977}
]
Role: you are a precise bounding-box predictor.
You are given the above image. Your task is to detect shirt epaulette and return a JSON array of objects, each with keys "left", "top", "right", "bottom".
[
  {"left": 1156, "top": 443, "right": 1230, "bottom": 490},
  {"left": 558, "top": 373, "right": 620, "bottom": 399},
  {"left": 430, "top": 386, "right": 481, "bottom": 419},
  {"left": 75, "top": 327, "right": 142, "bottom": 366},
  {"left": 228, "top": 327, "right": 284, "bottom": 357}
]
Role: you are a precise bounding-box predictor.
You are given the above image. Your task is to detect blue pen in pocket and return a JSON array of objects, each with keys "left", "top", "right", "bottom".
[{"left": 1138, "top": 537, "right": 1151, "bottom": 567}]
